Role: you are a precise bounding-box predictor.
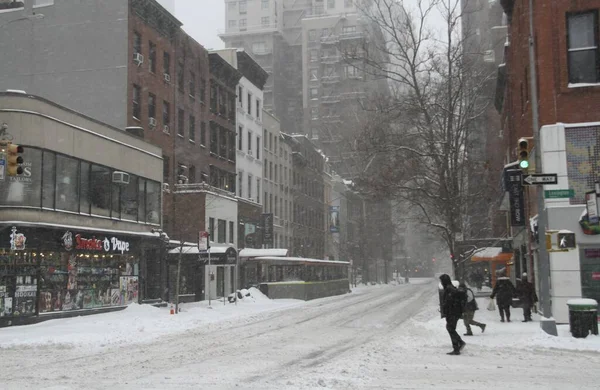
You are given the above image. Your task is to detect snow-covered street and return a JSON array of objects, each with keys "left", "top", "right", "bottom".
[{"left": 1, "top": 280, "right": 600, "bottom": 389}]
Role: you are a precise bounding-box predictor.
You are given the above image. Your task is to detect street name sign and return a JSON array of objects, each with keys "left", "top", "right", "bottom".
[
  {"left": 545, "top": 189, "right": 574, "bottom": 199},
  {"left": 522, "top": 173, "right": 558, "bottom": 186}
]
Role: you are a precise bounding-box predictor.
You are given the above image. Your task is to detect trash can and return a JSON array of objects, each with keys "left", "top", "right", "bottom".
[{"left": 567, "top": 299, "right": 599, "bottom": 339}]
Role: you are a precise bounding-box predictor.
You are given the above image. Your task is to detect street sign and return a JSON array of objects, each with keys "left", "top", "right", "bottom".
[
  {"left": 198, "top": 231, "right": 209, "bottom": 251},
  {"left": 507, "top": 169, "right": 525, "bottom": 226},
  {"left": 545, "top": 189, "right": 574, "bottom": 199},
  {"left": 521, "top": 173, "right": 558, "bottom": 186}
]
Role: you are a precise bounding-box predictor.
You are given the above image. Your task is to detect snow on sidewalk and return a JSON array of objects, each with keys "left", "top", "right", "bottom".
[
  {"left": 398, "top": 294, "right": 600, "bottom": 353},
  {"left": 0, "top": 288, "right": 304, "bottom": 350}
]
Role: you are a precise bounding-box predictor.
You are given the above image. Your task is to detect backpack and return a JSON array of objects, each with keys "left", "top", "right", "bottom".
[{"left": 465, "top": 288, "right": 478, "bottom": 311}]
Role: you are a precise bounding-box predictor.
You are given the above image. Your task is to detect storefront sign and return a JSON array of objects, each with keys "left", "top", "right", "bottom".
[
  {"left": 592, "top": 272, "right": 600, "bottom": 281},
  {"left": 62, "top": 231, "right": 130, "bottom": 253}
]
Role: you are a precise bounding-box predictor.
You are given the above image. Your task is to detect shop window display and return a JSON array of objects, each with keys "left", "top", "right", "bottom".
[{"left": 0, "top": 249, "right": 38, "bottom": 318}]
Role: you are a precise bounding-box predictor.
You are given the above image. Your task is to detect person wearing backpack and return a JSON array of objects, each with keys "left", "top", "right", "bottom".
[
  {"left": 459, "top": 281, "right": 486, "bottom": 335},
  {"left": 439, "top": 274, "right": 466, "bottom": 355}
]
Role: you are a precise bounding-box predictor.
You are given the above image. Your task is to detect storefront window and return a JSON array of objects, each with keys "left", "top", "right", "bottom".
[
  {"left": 90, "top": 165, "right": 111, "bottom": 217},
  {"left": 111, "top": 183, "right": 120, "bottom": 219},
  {"left": 42, "top": 151, "right": 56, "bottom": 209},
  {"left": 146, "top": 180, "right": 160, "bottom": 224},
  {"left": 0, "top": 147, "right": 42, "bottom": 207},
  {"left": 56, "top": 155, "right": 79, "bottom": 212},
  {"left": 80, "top": 162, "right": 91, "bottom": 214}
]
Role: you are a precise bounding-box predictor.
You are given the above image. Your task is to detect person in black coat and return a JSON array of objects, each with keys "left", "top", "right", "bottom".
[
  {"left": 439, "top": 274, "right": 466, "bottom": 355},
  {"left": 490, "top": 269, "right": 516, "bottom": 322},
  {"left": 517, "top": 273, "right": 538, "bottom": 322}
]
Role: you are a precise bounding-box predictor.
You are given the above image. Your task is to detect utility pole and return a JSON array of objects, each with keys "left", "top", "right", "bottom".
[{"left": 528, "top": 0, "right": 557, "bottom": 336}]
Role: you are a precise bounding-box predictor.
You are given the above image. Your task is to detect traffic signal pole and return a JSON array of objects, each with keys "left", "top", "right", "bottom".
[{"left": 528, "top": 0, "right": 557, "bottom": 336}]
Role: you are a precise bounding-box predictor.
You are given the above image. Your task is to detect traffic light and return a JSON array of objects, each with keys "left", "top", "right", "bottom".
[
  {"left": 557, "top": 232, "right": 576, "bottom": 249},
  {"left": 6, "top": 142, "right": 24, "bottom": 176},
  {"left": 518, "top": 138, "right": 530, "bottom": 169}
]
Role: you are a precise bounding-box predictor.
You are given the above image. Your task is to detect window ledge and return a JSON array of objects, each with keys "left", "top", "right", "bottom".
[
  {"left": 177, "top": 134, "right": 184, "bottom": 138},
  {"left": 568, "top": 82, "right": 600, "bottom": 89},
  {"left": 189, "top": 139, "right": 196, "bottom": 144}
]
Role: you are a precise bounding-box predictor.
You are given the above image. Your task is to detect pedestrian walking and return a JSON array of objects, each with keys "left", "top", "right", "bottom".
[
  {"left": 439, "top": 274, "right": 466, "bottom": 355},
  {"left": 490, "top": 268, "right": 516, "bottom": 322},
  {"left": 458, "top": 281, "right": 486, "bottom": 335},
  {"left": 517, "top": 273, "right": 538, "bottom": 322}
]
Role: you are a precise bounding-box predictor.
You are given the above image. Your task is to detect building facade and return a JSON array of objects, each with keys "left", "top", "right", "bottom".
[
  {"left": 498, "top": 0, "right": 600, "bottom": 323},
  {"left": 212, "top": 49, "right": 269, "bottom": 249},
  {"left": 0, "top": 92, "right": 163, "bottom": 325},
  {"left": 263, "top": 111, "right": 293, "bottom": 250}
]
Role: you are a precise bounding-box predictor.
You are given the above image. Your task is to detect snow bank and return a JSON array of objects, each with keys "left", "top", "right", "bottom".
[
  {"left": 0, "top": 289, "right": 303, "bottom": 350},
  {"left": 396, "top": 295, "right": 600, "bottom": 353}
]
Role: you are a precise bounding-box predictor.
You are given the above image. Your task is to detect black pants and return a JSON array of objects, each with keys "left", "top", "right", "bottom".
[
  {"left": 498, "top": 302, "right": 511, "bottom": 321},
  {"left": 446, "top": 316, "right": 463, "bottom": 351},
  {"left": 523, "top": 303, "right": 532, "bottom": 320}
]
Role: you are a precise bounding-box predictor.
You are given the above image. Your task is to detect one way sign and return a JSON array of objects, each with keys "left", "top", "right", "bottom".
[{"left": 521, "top": 173, "right": 558, "bottom": 185}]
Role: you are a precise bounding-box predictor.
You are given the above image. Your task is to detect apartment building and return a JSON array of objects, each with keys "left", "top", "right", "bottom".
[{"left": 263, "top": 111, "right": 293, "bottom": 249}]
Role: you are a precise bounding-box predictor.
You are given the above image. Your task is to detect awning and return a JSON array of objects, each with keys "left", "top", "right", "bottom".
[
  {"left": 168, "top": 245, "right": 235, "bottom": 255},
  {"left": 471, "top": 247, "right": 513, "bottom": 262}
]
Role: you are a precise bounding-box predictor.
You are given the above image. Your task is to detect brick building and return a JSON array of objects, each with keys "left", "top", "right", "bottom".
[{"left": 498, "top": 0, "right": 600, "bottom": 322}]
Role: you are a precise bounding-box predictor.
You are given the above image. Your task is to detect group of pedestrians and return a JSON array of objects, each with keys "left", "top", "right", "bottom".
[{"left": 438, "top": 270, "right": 538, "bottom": 355}]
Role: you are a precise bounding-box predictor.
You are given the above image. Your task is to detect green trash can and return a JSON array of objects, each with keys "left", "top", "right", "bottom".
[{"left": 567, "top": 299, "right": 599, "bottom": 339}]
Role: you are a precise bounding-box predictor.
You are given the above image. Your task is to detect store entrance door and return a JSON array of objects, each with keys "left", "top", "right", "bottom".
[{"left": 195, "top": 266, "right": 205, "bottom": 301}]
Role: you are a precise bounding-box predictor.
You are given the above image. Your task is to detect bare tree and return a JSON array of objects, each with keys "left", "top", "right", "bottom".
[{"left": 344, "top": 0, "right": 497, "bottom": 276}]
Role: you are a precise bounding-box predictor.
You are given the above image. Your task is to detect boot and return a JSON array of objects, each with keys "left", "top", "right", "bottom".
[
  {"left": 464, "top": 332, "right": 473, "bottom": 336},
  {"left": 480, "top": 324, "right": 486, "bottom": 333},
  {"left": 459, "top": 341, "right": 466, "bottom": 351},
  {"left": 447, "top": 350, "right": 460, "bottom": 355}
]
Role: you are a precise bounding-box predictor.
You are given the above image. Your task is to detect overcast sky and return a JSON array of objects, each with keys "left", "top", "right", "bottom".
[{"left": 174, "top": 0, "right": 226, "bottom": 51}]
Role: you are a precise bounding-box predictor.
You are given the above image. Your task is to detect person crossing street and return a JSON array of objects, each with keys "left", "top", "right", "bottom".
[{"left": 458, "top": 281, "right": 486, "bottom": 335}]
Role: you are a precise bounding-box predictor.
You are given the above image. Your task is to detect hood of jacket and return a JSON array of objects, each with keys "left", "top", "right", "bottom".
[{"left": 439, "top": 274, "right": 452, "bottom": 288}]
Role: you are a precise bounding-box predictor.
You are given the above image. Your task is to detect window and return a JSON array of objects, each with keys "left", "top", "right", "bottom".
[
  {"left": 189, "top": 71, "right": 196, "bottom": 98},
  {"left": 256, "top": 136, "right": 261, "bottom": 159},
  {"left": 133, "top": 32, "right": 141, "bottom": 55},
  {"left": 252, "top": 41, "right": 267, "bottom": 54},
  {"left": 344, "top": 0, "right": 352, "bottom": 7},
  {"left": 310, "top": 87, "right": 319, "bottom": 98},
  {"left": 261, "top": 16, "right": 270, "bottom": 27},
  {"left": 239, "top": 1, "right": 247, "bottom": 13},
  {"left": 177, "top": 61, "right": 184, "bottom": 91},
  {"left": 219, "top": 127, "right": 228, "bottom": 157},
  {"left": 148, "top": 41, "right": 156, "bottom": 73},
  {"left": 148, "top": 93, "right": 156, "bottom": 121},
  {"left": 344, "top": 64, "right": 360, "bottom": 78},
  {"left": 238, "top": 85, "right": 243, "bottom": 105},
  {"left": 228, "top": 20, "right": 237, "bottom": 28},
  {"left": 229, "top": 221, "right": 234, "bottom": 244},
  {"left": 247, "top": 130, "right": 252, "bottom": 155},
  {"left": 162, "top": 101, "right": 170, "bottom": 129},
  {"left": 163, "top": 155, "right": 170, "bottom": 182},
  {"left": 309, "top": 49, "right": 318, "bottom": 62},
  {"left": 274, "top": 165, "right": 278, "bottom": 183},
  {"left": 178, "top": 109, "right": 185, "bottom": 137},
  {"left": 257, "top": 179, "right": 261, "bottom": 203},
  {"left": 210, "top": 81, "right": 217, "bottom": 112},
  {"left": 238, "top": 172, "right": 243, "bottom": 197},
  {"left": 247, "top": 92, "right": 252, "bottom": 115},
  {"left": 200, "top": 122, "right": 206, "bottom": 145},
  {"left": 209, "top": 217, "right": 215, "bottom": 239},
  {"left": 200, "top": 78, "right": 206, "bottom": 102},
  {"left": 228, "top": 131, "right": 236, "bottom": 160},
  {"left": 310, "top": 69, "right": 318, "bottom": 81},
  {"left": 218, "top": 219, "right": 227, "bottom": 243},
  {"left": 308, "top": 29, "right": 317, "bottom": 41},
  {"left": 210, "top": 123, "right": 218, "bottom": 154},
  {"left": 269, "top": 133, "right": 273, "bottom": 151},
  {"left": 89, "top": 164, "right": 111, "bottom": 217},
  {"left": 163, "top": 51, "right": 171, "bottom": 77},
  {"left": 248, "top": 174, "right": 253, "bottom": 200},
  {"left": 342, "top": 25, "right": 356, "bottom": 34},
  {"left": 311, "top": 107, "right": 319, "bottom": 119},
  {"left": 189, "top": 115, "right": 196, "bottom": 142},
  {"left": 328, "top": 0, "right": 335, "bottom": 8},
  {"left": 239, "top": 19, "right": 247, "bottom": 30},
  {"left": 55, "top": 155, "right": 79, "bottom": 212},
  {"left": 264, "top": 191, "right": 268, "bottom": 210},
  {"left": 274, "top": 195, "right": 278, "bottom": 216},
  {"left": 269, "top": 161, "right": 273, "bottom": 180},
  {"left": 262, "top": 0, "right": 269, "bottom": 9},
  {"left": 188, "top": 165, "right": 196, "bottom": 183},
  {"left": 567, "top": 12, "right": 599, "bottom": 84},
  {"left": 132, "top": 84, "right": 141, "bottom": 119},
  {"left": 228, "top": 1, "right": 237, "bottom": 10},
  {"left": 238, "top": 125, "right": 244, "bottom": 150}
]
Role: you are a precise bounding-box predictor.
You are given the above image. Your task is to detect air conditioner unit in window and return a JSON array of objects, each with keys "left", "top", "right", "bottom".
[
  {"left": 149, "top": 117, "right": 157, "bottom": 127},
  {"left": 163, "top": 125, "right": 170, "bottom": 133},
  {"left": 164, "top": 73, "right": 171, "bottom": 83},
  {"left": 112, "top": 171, "right": 130, "bottom": 185},
  {"left": 133, "top": 53, "right": 144, "bottom": 66}
]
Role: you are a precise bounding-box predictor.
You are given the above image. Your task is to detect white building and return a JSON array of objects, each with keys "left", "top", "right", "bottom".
[{"left": 212, "top": 48, "right": 269, "bottom": 248}]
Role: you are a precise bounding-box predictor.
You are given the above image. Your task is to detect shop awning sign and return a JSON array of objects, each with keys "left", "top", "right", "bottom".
[{"left": 62, "top": 231, "right": 130, "bottom": 253}]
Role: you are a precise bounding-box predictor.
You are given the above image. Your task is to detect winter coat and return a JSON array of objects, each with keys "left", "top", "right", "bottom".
[
  {"left": 461, "top": 287, "right": 478, "bottom": 312},
  {"left": 440, "top": 275, "right": 466, "bottom": 318},
  {"left": 490, "top": 277, "right": 515, "bottom": 305},
  {"left": 518, "top": 280, "right": 538, "bottom": 306}
]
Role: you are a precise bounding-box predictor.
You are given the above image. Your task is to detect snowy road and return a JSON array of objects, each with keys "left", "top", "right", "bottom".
[{"left": 1, "top": 281, "right": 599, "bottom": 389}]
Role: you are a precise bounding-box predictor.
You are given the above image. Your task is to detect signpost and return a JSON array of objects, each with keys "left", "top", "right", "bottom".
[
  {"left": 521, "top": 173, "right": 558, "bottom": 186},
  {"left": 198, "top": 231, "right": 211, "bottom": 307}
]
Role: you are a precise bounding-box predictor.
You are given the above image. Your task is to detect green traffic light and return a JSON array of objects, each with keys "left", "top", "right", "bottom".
[{"left": 519, "top": 160, "right": 529, "bottom": 169}]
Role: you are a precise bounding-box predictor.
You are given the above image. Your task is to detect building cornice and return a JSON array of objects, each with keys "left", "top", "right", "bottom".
[{"left": 130, "top": 0, "right": 182, "bottom": 41}]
